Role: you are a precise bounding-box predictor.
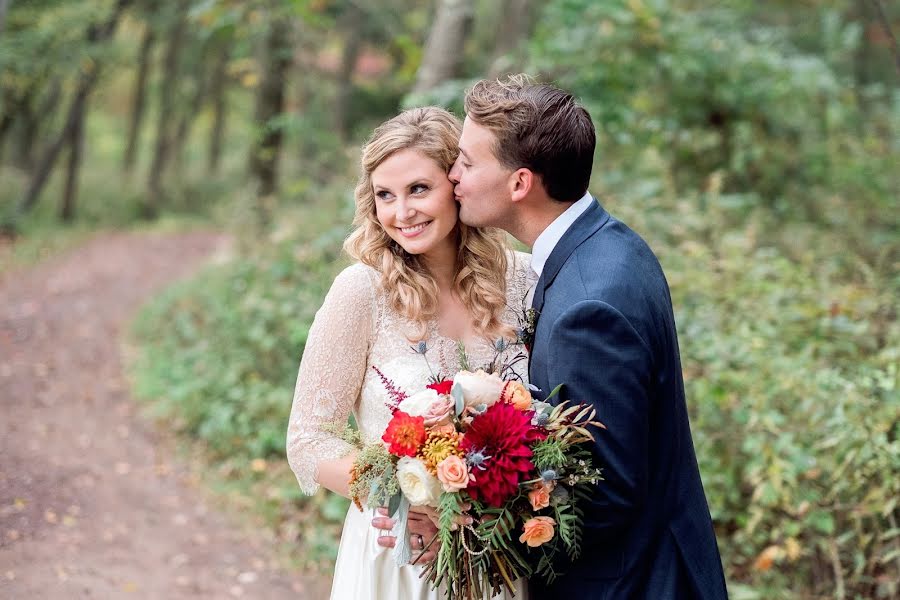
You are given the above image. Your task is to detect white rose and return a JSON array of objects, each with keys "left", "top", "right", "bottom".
[
  {"left": 397, "top": 388, "right": 441, "bottom": 417},
  {"left": 453, "top": 369, "right": 504, "bottom": 409},
  {"left": 396, "top": 457, "right": 443, "bottom": 507}
]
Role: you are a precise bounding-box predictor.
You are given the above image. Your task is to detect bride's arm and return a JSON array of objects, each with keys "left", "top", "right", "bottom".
[{"left": 286, "top": 265, "right": 374, "bottom": 499}]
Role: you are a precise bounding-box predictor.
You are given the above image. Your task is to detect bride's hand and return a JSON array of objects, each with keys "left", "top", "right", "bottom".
[
  {"left": 372, "top": 504, "right": 473, "bottom": 565},
  {"left": 410, "top": 503, "right": 473, "bottom": 530}
]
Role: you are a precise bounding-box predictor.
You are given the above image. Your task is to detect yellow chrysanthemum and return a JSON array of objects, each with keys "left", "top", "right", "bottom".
[{"left": 418, "top": 431, "right": 463, "bottom": 474}]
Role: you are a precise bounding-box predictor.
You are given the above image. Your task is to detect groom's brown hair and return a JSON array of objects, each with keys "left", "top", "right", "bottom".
[{"left": 464, "top": 74, "right": 595, "bottom": 203}]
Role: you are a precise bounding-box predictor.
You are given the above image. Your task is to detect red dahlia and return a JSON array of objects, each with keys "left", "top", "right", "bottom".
[
  {"left": 382, "top": 411, "right": 426, "bottom": 457},
  {"left": 460, "top": 401, "right": 536, "bottom": 507}
]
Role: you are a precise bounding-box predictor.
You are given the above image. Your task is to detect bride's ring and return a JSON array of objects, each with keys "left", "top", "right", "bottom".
[{"left": 414, "top": 533, "right": 424, "bottom": 549}]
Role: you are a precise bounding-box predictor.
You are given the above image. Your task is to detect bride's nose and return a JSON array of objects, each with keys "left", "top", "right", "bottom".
[{"left": 397, "top": 199, "right": 416, "bottom": 220}]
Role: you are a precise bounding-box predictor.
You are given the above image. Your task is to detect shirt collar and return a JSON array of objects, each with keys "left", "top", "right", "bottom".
[{"left": 530, "top": 191, "right": 594, "bottom": 278}]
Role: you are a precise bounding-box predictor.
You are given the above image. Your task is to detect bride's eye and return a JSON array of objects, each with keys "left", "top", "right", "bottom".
[
  {"left": 410, "top": 184, "right": 429, "bottom": 195},
  {"left": 376, "top": 190, "right": 394, "bottom": 201}
]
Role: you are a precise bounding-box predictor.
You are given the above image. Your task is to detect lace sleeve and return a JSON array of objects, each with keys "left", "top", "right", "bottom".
[
  {"left": 286, "top": 263, "right": 375, "bottom": 495},
  {"left": 507, "top": 250, "right": 534, "bottom": 312}
]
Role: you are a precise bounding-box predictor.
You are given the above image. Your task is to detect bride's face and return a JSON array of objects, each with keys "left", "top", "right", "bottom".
[{"left": 372, "top": 148, "right": 458, "bottom": 258}]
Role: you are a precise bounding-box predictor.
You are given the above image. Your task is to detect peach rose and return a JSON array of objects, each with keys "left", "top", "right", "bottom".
[
  {"left": 430, "top": 422, "right": 458, "bottom": 436},
  {"left": 435, "top": 455, "right": 471, "bottom": 492},
  {"left": 503, "top": 380, "right": 533, "bottom": 411},
  {"left": 422, "top": 397, "right": 454, "bottom": 428},
  {"left": 519, "top": 516, "right": 556, "bottom": 547},
  {"left": 527, "top": 484, "right": 551, "bottom": 511}
]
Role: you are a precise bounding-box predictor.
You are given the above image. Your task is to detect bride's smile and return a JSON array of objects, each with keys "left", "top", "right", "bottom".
[{"left": 371, "top": 148, "right": 458, "bottom": 259}]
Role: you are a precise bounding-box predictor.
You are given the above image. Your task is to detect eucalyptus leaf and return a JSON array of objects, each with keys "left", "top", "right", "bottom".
[
  {"left": 388, "top": 492, "right": 402, "bottom": 517},
  {"left": 451, "top": 381, "right": 465, "bottom": 417}
]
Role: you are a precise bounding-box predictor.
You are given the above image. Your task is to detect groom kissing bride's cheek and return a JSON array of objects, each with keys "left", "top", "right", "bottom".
[
  {"left": 395, "top": 76, "right": 727, "bottom": 599},
  {"left": 288, "top": 74, "right": 727, "bottom": 600}
]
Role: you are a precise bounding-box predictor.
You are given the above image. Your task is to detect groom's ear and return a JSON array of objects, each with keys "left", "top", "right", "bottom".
[{"left": 509, "top": 168, "right": 535, "bottom": 203}]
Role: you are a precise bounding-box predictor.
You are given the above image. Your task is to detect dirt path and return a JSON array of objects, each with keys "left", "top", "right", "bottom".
[{"left": 0, "top": 231, "right": 328, "bottom": 599}]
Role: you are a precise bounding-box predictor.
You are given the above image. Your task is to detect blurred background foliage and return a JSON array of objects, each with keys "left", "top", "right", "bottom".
[{"left": 2, "top": 0, "right": 898, "bottom": 597}]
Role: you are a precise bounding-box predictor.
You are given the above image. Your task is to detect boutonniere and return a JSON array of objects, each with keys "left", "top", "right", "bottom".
[{"left": 518, "top": 306, "right": 540, "bottom": 353}]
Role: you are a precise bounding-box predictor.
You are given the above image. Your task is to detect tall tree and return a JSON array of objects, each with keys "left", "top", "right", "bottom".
[
  {"left": 60, "top": 93, "right": 84, "bottom": 221},
  {"left": 0, "top": 0, "right": 10, "bottom": 36},
  {"left": 207, "top": 39, "right": 231, "bottom": 175},
  {"left": 172, "top": 39, "right": 211, "bottom": 179},
  {"left": 411, "top": 0, "right": 474, "bottom": 95},
  {"left": 248, "top": 10, "right": 292, "bottom": 226},
  {"left": 17, "top": 0, "right": 132, "bottom": 218},
  {"left": 486, "top": 0, "right": 534, "bottom": 78},
  {"left": 144, "top": 0, "right": 189, "bottom": 218},
  {"left": 123, "top": 21, "right": 155, "bottom": 173},
  {"left": 334, "top": 4, "right": 363, "bottom": 142}
]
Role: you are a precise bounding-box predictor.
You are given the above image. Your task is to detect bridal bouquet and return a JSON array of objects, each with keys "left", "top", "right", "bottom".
[{"left": 345, "top": 344, "right": 605, "bottom": 600}]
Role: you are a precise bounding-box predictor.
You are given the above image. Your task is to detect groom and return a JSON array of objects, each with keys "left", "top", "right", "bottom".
[{"left": 448, "top": 75, "right": 728, "bottom": 599}]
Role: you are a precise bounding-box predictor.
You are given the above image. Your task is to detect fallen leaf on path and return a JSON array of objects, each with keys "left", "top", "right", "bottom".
[{"left": 237, "top": 571, "right": 258, "bottom": 584}]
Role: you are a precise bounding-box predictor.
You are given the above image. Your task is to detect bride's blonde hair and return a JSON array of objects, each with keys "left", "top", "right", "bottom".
[{"left": 344, "top": 107, "right": 511, "bottom": 342}]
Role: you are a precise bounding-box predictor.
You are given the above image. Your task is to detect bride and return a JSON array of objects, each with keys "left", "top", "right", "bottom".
[{"left": 286, "top": 107, "right": 531, "bottom": 599}]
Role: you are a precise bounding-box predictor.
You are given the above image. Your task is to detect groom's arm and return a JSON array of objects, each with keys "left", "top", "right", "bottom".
[{"left": 546, "top": 299, "right": 652, "bottom": 537}]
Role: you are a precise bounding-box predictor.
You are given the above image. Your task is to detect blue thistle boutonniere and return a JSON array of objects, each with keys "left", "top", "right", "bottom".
[{"left": 518, "top": 307, "right": 540, "bottom": 353}]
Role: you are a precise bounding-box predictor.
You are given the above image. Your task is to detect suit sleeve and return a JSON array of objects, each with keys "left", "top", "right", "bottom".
[{"left": 546, "top": 299, "right": 652, "bottom": 537}]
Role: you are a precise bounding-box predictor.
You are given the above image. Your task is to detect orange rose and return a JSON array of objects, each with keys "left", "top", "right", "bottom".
[
  {"left": 519, "top": 516, "right": 555, "bottom": 547},
  {"left": 527, "top": 484, "right": 551, "bottom": 511},
  {"left": 435, "top": 455, "right": 471, "bottom": 492},
  {"left": 502, "top": 380, "right": 532, "bottom": 411}
]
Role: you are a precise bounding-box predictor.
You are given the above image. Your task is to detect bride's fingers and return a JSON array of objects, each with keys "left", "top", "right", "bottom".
[{"left": 371, "top": 516, "right": 395, "bottom": 530}]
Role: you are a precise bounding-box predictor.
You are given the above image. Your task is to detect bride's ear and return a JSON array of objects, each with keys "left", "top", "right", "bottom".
[{"left": 509, "top": 168, "right": 535, "bottom": 203}]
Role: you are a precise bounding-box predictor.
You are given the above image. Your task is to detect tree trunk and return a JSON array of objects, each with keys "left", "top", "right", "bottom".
[
  {"left": 867, "top": 0, "right": 900, "bottom": 77},
  {"left": 144, "top": 0, "right": 189, "bottom": 218},
  {"left": 17, "top": 0, "right": 131, "bottom": 217},
  {"left": 207, "top": 40, "right": 231, "bottom": 175},
  {"left": 487, "top": 0, "right": 534, "bottom": 78},
  {"left": 334, "top": 6, "right": 363, "bottom": 142},
  {"left": 0, "top": 106, "right": 13, "bottom": 163},
  {"left": 411, "top": 0, "right": 474, "bottom": 96},
  {"left": 14, "top": 90, "right": 37, "bottom": 170},
  {"left": 172, "top": 41, "right": 211, "bottom": 180},
  {"left": 123, "top": 23, "right": 155, "bottom": 173},
  {"left": 0, "top": 0, "right": 11, "bottom": 36},
  {"left": 60, "top": 96, "right": 85, "bottom": 221},
  {"left": 248, "top": 14, "right": 292, "bottom": 226}
]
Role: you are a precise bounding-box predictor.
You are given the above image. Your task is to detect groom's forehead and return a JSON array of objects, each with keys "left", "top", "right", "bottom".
[{"left": 460, "top": 118, "right": 497, "bottom": 155}]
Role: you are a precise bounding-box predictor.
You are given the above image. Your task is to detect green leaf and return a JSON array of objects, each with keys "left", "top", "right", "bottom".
[
  {"left": 388, "top": 492, "right": 402, "bottom": 517},
  {"left": 452, "top": 382, "right": 465, "bottom": 417}
]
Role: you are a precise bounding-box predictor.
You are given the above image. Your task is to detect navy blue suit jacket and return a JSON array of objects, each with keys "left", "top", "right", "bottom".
[{"left": 527, "top": 200, "right": 727, "bottom": 599}]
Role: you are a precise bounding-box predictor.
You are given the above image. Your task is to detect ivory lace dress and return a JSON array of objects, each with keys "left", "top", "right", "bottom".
[{"left": 287, "top": 251, "right": 532, "bottom": 600}]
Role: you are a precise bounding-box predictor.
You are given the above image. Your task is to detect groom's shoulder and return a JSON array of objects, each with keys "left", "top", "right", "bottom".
[{"left": 570, "top": 213, "right": 668, "bottom": 298}]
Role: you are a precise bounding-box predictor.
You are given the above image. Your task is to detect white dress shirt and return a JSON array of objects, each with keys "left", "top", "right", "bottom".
[{"left": 525, "top": 191, "right": 595, "bottom": 306}]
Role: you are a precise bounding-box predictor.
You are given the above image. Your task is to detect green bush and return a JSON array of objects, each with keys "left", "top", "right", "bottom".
[{"left": 527, "top": 0, "right": 898, "bottom": 229}]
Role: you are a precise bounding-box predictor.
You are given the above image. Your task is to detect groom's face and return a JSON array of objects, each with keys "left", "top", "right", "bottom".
[{"left": 449, "top": 117, "right": 514, "bottom": 229}]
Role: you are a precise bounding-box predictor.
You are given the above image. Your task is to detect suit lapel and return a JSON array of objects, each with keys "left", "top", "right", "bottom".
[{"left": 531, "top": 198, "right": 609, "bottom": 314}]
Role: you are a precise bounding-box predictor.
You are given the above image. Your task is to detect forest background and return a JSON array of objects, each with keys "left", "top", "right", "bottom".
[{"left": 1, "top": 0, "right": 897, "bottom": 598}]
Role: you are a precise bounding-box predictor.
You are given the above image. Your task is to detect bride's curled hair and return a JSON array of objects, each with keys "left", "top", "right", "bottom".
[{"left": 344, "top": 107, "right": 511, "bottom": 342}]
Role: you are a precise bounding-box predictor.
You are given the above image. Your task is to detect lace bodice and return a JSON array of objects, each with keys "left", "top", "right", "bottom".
[{"left": 287, "top": 251, "right": 533, "bottom": 495}]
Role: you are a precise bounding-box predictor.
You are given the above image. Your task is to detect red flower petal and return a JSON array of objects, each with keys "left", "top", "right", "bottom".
[{"left": 426, "top": 380, "right": 454, "bottom": 395}]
